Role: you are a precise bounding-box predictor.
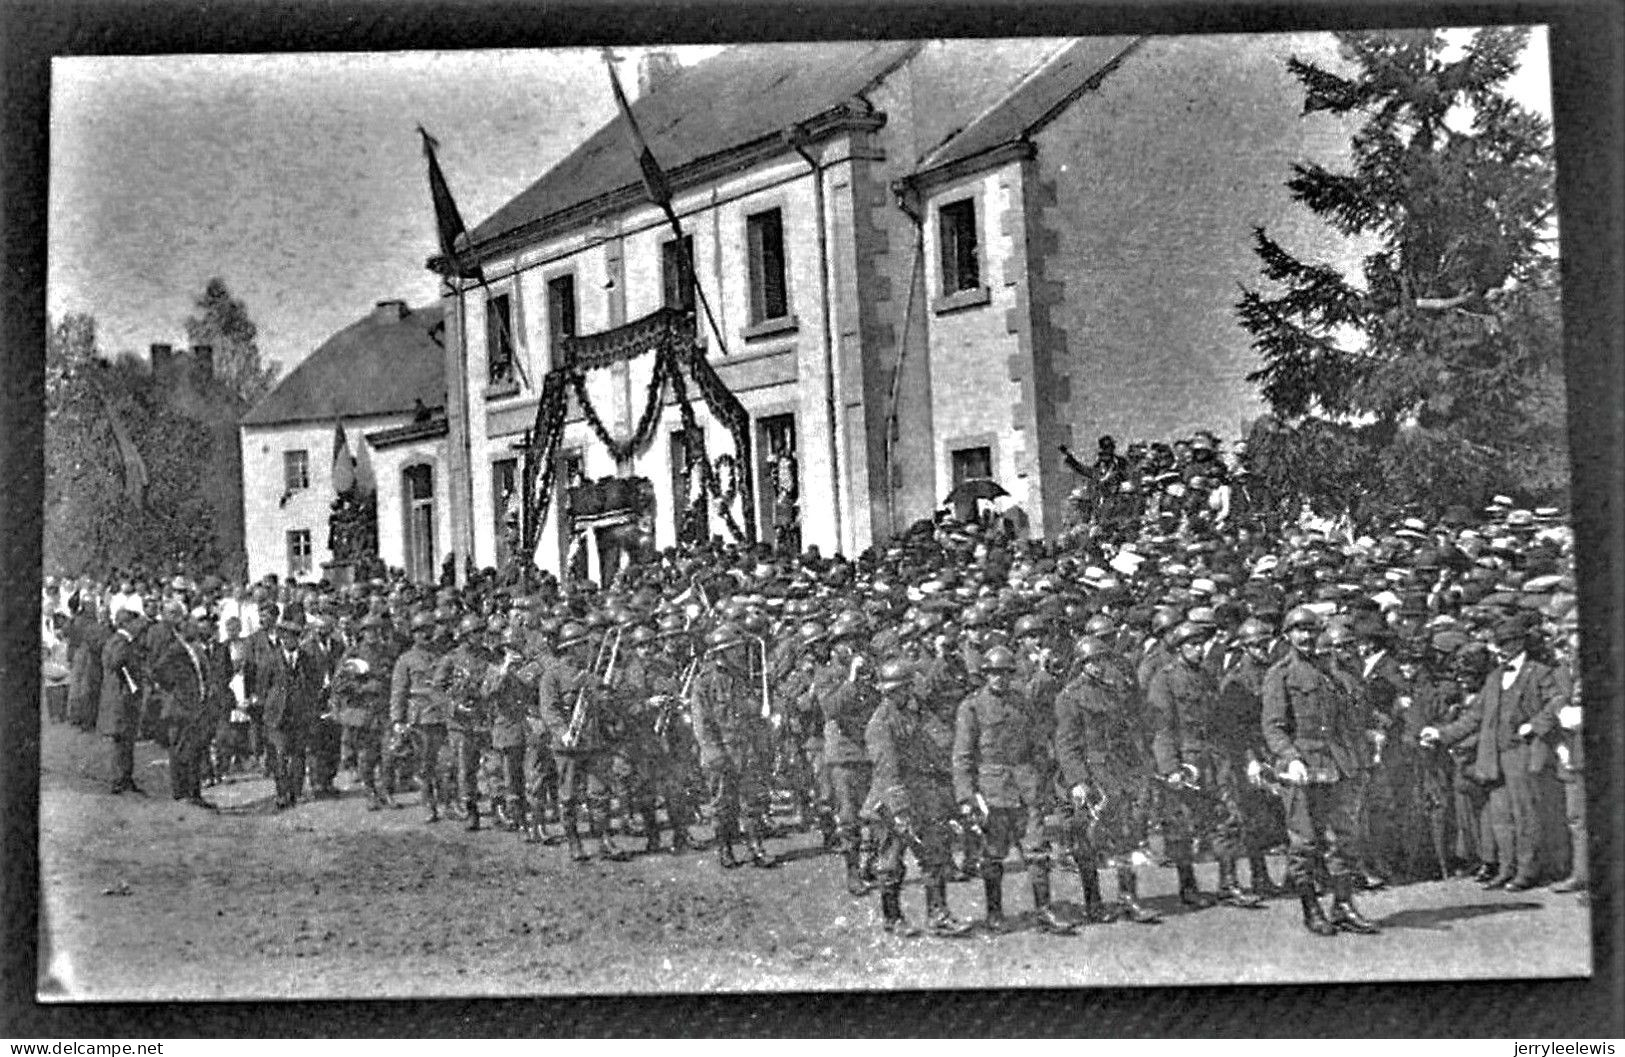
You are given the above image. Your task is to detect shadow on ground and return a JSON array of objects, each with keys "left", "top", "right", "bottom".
[{"left": 1374, "top": 900, "right": 1544, "bottom": 931}]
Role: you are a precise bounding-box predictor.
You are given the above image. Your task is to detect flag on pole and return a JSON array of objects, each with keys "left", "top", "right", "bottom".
[
  {"left": 604, "top": 54, "right": 676, "bottom": 224},
  {"left": 331, "top": 419, "right": 356, "bottom": 495},
  {"left": 419, "top": 126, "right": 484, "bottom": 283}
]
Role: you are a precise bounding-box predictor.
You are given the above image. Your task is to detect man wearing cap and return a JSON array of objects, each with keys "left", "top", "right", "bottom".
[
  {"left": 482, "top": 620, "right": 541, "bottom": 835},
  {"left": 953, "top": 644, "right": 1075, "bottom": 935},
  {"left": 1216, "top": 616, "right": 1287, "bottom": 897},
  {"left": 1262, "top": 606, "right": 1379, "bottom": 936},
  {"left": 149, "top": 606, "right": 222, "bottom": 809},
  {"left": 98, "top": 609, "right": 146, "bottom": 794},
  {"left": 390, "top": 611, "right": 448, "bottom": 822},
  {"left": 1421, "top": 614, "right": 1570, "bottom": 889},
  {"left": 863, "top": 656, "right": 975, "bottom": 938},
  {"left": 1147, "top": 621, "right": 1262, "bottom": 909}
]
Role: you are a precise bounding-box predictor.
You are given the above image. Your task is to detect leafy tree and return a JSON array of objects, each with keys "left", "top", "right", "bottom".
[
  {"left": 45, "top": 313, "right": 226, "bottom": 577},
  {"left": 185, "top": 277, "right": 281, "bottom": 406},
  {"left": 1236, "top": 28, "right": 1565, "bottom": 521}
]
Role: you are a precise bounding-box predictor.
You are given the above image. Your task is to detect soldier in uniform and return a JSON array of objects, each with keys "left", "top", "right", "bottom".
[
  {"left": 818, "top": 614, "right": 880, "bottom": 894},
  {"left": 1261, "top": 606, "right": 1379, "bottom": 936},
  {"left": 613, "top": 623, "right": 685, "bottom": 853},
  {"left": 434, "top": 613, "right": 493, "bottom": 831},
  {"left": 333, "top": 612, "right": 398, "bottom": 810},
  {"left": 1147, "top": 621, "right": 1265, "bottom": 909},
  {"left": 1054, "top": 636, "right": 1162, "bottom": 924},
  {"left": 534, "top": 622, "right": 628, "bottom": 862},
  {"left": 1215, "top": 616, "right": 1287, "bottom": 896},
  {"left": 483, "top": 620, "right": 540, "bottom": 835},
  {"left": 690, "top": 622, "right": 778, "bottom": 869},
  {"left": 953, "top": 645, "right": 1076, "bottom": 935},
  {"left": 390, "top": 611, "right": 447, "bottom": 823},
  {"left": 863, "top": 657, "right": 976, "bottom": 938}
]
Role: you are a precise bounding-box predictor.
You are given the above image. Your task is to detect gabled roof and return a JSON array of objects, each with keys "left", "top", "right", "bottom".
[
  {"left": 913, "top": 36, "right": 1143, "bottom": 176},
  {"left": 466, "top": 41, "right": 920, "bottom": 252},
  {"left": 241, "top": 304, "right": 446, "bottom": 428}
]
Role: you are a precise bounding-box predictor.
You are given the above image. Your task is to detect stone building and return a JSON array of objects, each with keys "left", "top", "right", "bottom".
[
  {"left": 433, "top": 35, "right": 1352, "bottom": 577},
  {"left": 239, "top": 300, "right": 450, "bottom": 582}
]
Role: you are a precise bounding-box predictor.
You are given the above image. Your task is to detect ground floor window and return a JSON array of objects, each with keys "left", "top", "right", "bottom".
[
  {"left": 756, "top": 413, "right": 800, "bottom": 555},
  {"left": 670, "top": 428, "right": 709, "bottom": 547},
  {"left": 492, "top": 457, "right": 519, "bottom": 568},
  {"left": 286, "top": 529, "right": 312, "bottom": 579},
  {"left": 404, "top": 463, "right": 435, "bottom": 583}
]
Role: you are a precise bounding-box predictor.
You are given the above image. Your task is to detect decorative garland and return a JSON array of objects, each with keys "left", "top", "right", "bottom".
[{"left": 519, "top": 307, "right": 757, "bottom": 562}]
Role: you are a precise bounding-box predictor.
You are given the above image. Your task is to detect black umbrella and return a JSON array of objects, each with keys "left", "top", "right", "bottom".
[{"left": 945, "top": 478, "right": 1009, "bottom": 505}]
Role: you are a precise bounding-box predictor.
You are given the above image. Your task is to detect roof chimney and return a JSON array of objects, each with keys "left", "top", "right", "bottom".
[
  {"left": 150, "top": 343, "right": 174, "bottom": 382},
  {"left": 372, "top": 299, "right": 409, "bottom": 324},
  {"left": 637, "top": 49, "right": 681, "bottom": 99}
]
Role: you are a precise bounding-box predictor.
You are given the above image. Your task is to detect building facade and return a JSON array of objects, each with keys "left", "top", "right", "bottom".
[
  {"left": 436, "top": 35, "right": 1354, "bottom": 577},
  {"left": 239, "top": 301, "right": 451, "bottom": 582}
]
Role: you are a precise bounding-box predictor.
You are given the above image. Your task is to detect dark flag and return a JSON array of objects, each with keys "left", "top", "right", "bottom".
[
  {"left": 605, "top": 55, "right": 676, "bottom": 225},
  {"left": 90, "top": 381, "right": 149, "bottom": 506},
  {"left": 419, "top": 126, "right": 484, "bottom": 283},
  {"left": 331, "top": 419, "right": 356, "bottom": 496}
]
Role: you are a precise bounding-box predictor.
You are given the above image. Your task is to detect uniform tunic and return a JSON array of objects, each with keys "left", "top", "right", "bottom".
[{"left": 952, "top": 684, "right": 1052, "bottom": 864}]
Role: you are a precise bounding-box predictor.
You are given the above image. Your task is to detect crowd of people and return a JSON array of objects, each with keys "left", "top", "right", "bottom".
[{"left": 41, "top": 430, "right": 1587, "bottom": 940}]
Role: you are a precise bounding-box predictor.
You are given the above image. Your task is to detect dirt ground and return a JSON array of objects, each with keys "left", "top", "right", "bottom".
[{"left": 35, "top": 715, "right": 1591, "bottom": 1001}]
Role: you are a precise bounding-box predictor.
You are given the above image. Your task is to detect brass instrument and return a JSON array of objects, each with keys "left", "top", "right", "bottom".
[
  {"left": 750, "top": 634, "right": 772, "bottom": 720},
  {"left": 653, "top": 656, "right": 702, "bottom": 742},
  {"left": 563, "top": 625, "right": 622, "bottom": 749}
]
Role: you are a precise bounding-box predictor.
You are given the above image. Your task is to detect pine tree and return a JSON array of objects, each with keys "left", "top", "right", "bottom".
[{"left": 1237, "top": 28, "right": 1564, "bottom": 521}]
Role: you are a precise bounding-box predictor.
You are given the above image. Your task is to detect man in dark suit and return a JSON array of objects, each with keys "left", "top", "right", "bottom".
[
  {"left": 98, "top": 609, "right": 146, "bottom": 794},
  {"left": 1423, "top": 614, "right": 1570, "bottom": 889},
  {"left": 150, "top": 606, "right": 220, "bottom": 809},
  {"left": 249, "top": 613, "right": 323, "bottom": 810}
]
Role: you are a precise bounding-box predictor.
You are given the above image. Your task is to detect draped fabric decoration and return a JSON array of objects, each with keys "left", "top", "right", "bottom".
[{"left": 518, "top": 307, "right": 756, "bottom": 561}]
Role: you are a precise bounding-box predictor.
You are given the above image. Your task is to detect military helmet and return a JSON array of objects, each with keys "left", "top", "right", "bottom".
[
  {"left": 1013, "top": 613, "right": 1047, "bottom": 639},
  {"left": 1083, "top": 613, "right": 1115, "bottom": 638},
  {"left": 1074, "top": 636, "right": 1112, "bottom": 663},
  {"left": 359, "top": 612, "right": 386, "bottom": 631},
  {"left": 1167, "top": 621, "right": 1211, "bottom": 649},
  {"left": 556, "top": 622, "right": 591, "bottom": 650},
  {"left": 1283, "top": 606, "right": 1323, "bottom": 631},
  {"left": 706, "top": 623, "right": 744, "bottom": 650},
  {"left": 981, "top": 645, "right": 1017, "bottom": 672},
  {"left": 914, "top": 609, "right": 945, "bottom": 634},
  {"left": 1150, "top": 606, "right": 1182, "bottom": 635},
  {"left": 501, "top": 623, "right": 528, "bottom": 650},
  {"left": 433, "top": 606, "right": 458, "bottom": 626},
  {"left": 409, "top": 611, "right": 436, "bottom": 633},
  {"left": 797, "top": 620, "right": 828, "bottom": 645},
  {"left": 627, "top": 624, "right": 659, "bottom": 647},
  {"left": 484, "top": 614, "right": 507, "bottom": 637},
  {"left": 876, "top": 657, "right": 913, "bottom": 689},
  {"left": 1235, "top": 617, "right": 1274, "bottom": 640},
  {"left": 656, "top": 613, "right": 687, "bottom": 636},
  {"left": 456, "top": 614, "right": 486, "bottom": 639},
  {"left": 741, "top": 612, "right": 769, "bottom": 636}
]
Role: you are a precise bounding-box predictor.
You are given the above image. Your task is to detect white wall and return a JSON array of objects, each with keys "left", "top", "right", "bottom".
[
  {"left": 369, "top": 435, "right": 454, "bottom": 581},
  {"left": 240, "top": 414, "right": 406, "bottom": 582}
]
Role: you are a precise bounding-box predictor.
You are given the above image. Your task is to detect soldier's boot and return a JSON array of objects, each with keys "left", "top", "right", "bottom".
[
  {"left": 1248, "top": 854, "right": 1282, "bottom": 897},
  {"left": 717, "top": 821, "right": 743, "bottom": 869},
  {"left": 424, "top": 791, "right": 441, "bottom": 824},
  {"left": 1116, "top": 866, "right": 1162, "bottom": 925},
  {"left": 563, "top": 811, "right": 589, "bottom": 862},
  {"left": 638, "top": 806, "right": 662, "bottom": 854},
  {"left": 924, "top": 872, "right": 974, "bottom": 938},
  {"left": 1177, "top": 862, "right": 1215, "bottom": 908},
  {"left": 592, "top": 807, "right": 629, "bottom": 861},
  {"left": 747, "top": 832, "right": 778, "bottom": 869},
  {"left": 1078, "top": 860, "right": 1116, "bottom": 923},
  {"left": 819, "top": 814, "right": 840, "bottom": 852},
  {"left": 669, "top": 816, "right": 693, "bottom": 855},
  {"left": 1030, "top": 870, "right": 1078, "bottom": 935},
  {"left": 1298, "top": 880, "right": 1338, "bottom": 937},
  {"left": 1328, "top": 874, "right": 1379, "bottom": 935},
  {"left": 844, "top": 849, "right": 874, "bottom": 897},
  {"left": 858, "top": 837, "right": 879, "bottom": 886},
  {"left": 1216, "top": 859, "right": 1264, "bottom": 908},
  {"left": 464, "top": 799, "right": 481, "bottom": 832},
  {"left": 366, "top": 781, "right": 388, "bottom": 812},
  {"left": 981, "top": 862, "right": 1007, "bottom": 934},
  {"left": 880, "top": 881, "right": 920, "bottom": 938},
  {"left": 505, "top": 797, "right": 524, "bottom": 833}
]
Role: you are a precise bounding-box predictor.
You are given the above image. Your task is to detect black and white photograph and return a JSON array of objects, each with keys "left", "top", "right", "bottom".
[{"left": 26, "top": 16, "right": 1610, "bottom": 1012}]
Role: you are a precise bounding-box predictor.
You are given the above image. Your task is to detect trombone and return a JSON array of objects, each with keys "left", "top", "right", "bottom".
[{"left": 562, "top": 624, "right": 622, "bottom": 749}]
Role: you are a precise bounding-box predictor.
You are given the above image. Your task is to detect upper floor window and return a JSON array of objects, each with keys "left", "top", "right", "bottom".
[
  {"left": 662, "top": 235, "right": 696, "bottom": 312},
  {"left": 951, "top": 445, "right": 993, "bottom": 485},
  {"left": 746, "top": 207, "right": 789, "bottom": 324},
  {"left": 548, "top": 274, "right": 577, "bottom": 359},
  {"left": 286, "top": 529, "right": 313, "bottom": 578},
  {"left": 283, "top": 450, "right": 309, "bottom": 492},
  {"left": 485, "top": 293, "right": 515, "bottom": 386},
  {"left": 938, "top": 197, "right": 981, "bottom": 295}
]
